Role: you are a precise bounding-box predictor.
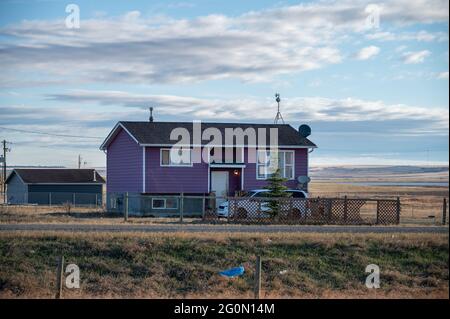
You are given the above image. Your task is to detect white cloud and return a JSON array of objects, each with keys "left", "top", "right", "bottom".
[
  {"left": 366, "top": 30, "right": 448, "bottom": 42},
  {"left": 402, "top": 50, "right": 431, "bottom": 64},
  {"left": 44, "top": 90, "right": 449, "bottom": 134},
  {"left": 0, "top": 0, "right": 448, "bottom": 87},
  {"left": 437, "top": 71, "right": 449, "bottom": 79},
  {"left": 355, "top": 46, "right": 380, "bottom": 60},
  {"left": 2, "top": 91, "right": 448, "bottom": 166}
]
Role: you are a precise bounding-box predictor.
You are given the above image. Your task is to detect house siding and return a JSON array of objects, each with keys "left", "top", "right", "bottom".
[
  {"left": 243, "top": 148, "right": 308, "bottom": 190},
  {"left": 145, "top": 147, "right": 208, "bottom": 193},
  {"left": 107, "top": 128, "right": 143, "bottom": 193},
  {"left": 28, "top": 184, "right": 103, "bottom": 193},
  {"left": 105, "top": 132, "right": 309, "bottom": 196},
  {"left": 6, "top": 173, "right": 27, "bottom": 204}
]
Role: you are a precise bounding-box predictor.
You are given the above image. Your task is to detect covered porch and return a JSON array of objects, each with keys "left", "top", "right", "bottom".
[{"left": 209, "top": 163, "right": 245, "bottom": 198}]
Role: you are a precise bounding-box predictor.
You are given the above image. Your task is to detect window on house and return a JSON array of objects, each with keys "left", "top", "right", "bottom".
[
  {"left": 152, "top": 198, "right": 179, "bottom": 209},
  {"left": 257, "top": 150, "right": 294, "bottom": 180},
  {"left": 209, "top": 147, "right": 244, "bottom": 164},
  {"left": 160, "top": 148, "right": 192, "bottom": 166}
]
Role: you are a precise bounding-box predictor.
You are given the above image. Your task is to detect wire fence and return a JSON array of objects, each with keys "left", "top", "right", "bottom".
[
  {"left": 1, "top": 191, "right": 447, "bottom": 226},
  {"left": 4, "top": 191, "right": 103, "bottom": 207},
  {"left": 400, "top": 197, "right": 449, "bottom": 225}
]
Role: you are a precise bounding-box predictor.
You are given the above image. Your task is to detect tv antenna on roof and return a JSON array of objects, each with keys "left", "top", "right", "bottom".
[{"left": 274, "top": 93, "right": 284, "bottom": 124}]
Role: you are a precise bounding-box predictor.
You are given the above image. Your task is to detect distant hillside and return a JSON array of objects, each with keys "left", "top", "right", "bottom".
[{"left": 310, "top": 165, "right": 449, "bottom": 181}]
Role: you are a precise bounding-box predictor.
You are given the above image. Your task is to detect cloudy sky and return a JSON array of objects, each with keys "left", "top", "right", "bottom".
[{"left": 0, "top": 0, "right": 448, "bottom": 168}]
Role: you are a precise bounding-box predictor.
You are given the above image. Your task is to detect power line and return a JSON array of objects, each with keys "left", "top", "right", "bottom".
[{"left": 0, "top": 126, "right": 103, "bottom": 139}]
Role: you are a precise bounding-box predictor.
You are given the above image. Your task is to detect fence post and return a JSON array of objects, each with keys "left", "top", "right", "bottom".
[
  {"left": 49, "top": 192, "right": 52, "bottom": 206},
  {"left": 202, "top": 195, "right": 206, "bottom": 219},
  {"left": 343, "top": 196, "right": 348, "bottom": 222},
  {"left": 180, "top": 193, "right": 184, "bottom": 223},
  {"left": 55, "top": 256, "right": 64, "bottom": 299},
  {"left": 396, "top": 197, "right": 401, "bottom": 224},
  {"left": 124, "top": 192, "right": 129, "bottom": 222},
  {"left": 376, "top": 200, "right": 380, "bottom": 224},
  {"left": 254, "top": 255, "right": 261, "bottom": 299},
  {"left": 442, "top": 198, "right": 447, "bottom": 225}
]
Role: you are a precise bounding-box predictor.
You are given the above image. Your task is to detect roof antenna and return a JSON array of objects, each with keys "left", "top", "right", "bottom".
[
  {"left": 274, "top": 93, "right": 284, "bottom": 124},
  {"left": 149, "top": 107, "right": 154, "bottom": 122}
]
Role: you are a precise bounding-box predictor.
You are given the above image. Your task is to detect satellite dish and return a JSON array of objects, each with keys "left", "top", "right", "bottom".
[
  {"left": 299, "top": 124, "right": 311, "bottom": 138},
  {"left": 297, "top": 176, "right": 311, "bottom": 184}
]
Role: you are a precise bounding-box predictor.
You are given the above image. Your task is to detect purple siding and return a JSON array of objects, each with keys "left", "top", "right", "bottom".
[
  {"left": 145, "top": 147, "right": 208, "bottom": 193},
  {"left": 107, "top": 128, "right": 143, "bottom": 193},
  {"left": 106, "top": 129, "right": 309, "bottom": 194},
  {"left": 243, "top": 148, "right": 308, "bottom": 190}
]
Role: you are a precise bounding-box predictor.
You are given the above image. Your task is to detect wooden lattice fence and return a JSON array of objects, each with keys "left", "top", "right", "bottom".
[{"left": 226, "top": 197, "right": 400, "bottom": 225}]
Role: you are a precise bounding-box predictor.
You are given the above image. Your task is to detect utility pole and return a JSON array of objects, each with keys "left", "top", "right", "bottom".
[
  {"left": 77, "top": 154, "right": 86, "bottom": 169},
  {"left": 1, "top": 140, "right": 11, "bottom": 204}
]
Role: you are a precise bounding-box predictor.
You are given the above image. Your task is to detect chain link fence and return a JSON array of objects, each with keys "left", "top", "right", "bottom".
[
  {"left": 108, "top": 193, "right": 409, "bottom": 225},
  {"left": 4, "top": 191, "right": 103, "bottom": 207}
]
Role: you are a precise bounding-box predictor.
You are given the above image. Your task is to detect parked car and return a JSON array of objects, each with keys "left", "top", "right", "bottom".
[{"left": 217, "top": 189, "right": 309, "bottom": 218}]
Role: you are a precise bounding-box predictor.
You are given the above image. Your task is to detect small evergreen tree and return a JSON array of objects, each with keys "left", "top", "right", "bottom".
[{"left": 264, "top": 169, "right": 290, "bottom": 218}]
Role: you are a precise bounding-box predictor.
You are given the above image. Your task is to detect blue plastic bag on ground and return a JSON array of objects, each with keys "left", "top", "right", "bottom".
[{"left": 219, "top": 266, "right": 245, "bottom": 278}]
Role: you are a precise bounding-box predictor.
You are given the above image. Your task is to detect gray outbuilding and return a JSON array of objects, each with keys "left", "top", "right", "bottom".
[{"left": 5, "top": 169, "right": 105, "bottom": 205}]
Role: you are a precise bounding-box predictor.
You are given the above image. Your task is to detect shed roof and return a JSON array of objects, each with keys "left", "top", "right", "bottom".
[
  {"left": 100, "top": 121, "right": 317, "bottom": 150},
  {"left": 6, "top": 169, "right": 105, "bottom": 184}
]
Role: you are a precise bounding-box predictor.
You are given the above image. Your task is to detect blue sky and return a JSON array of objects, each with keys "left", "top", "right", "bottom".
[{"left": 0, "top": 0, "right": 448, "bottom": 168}]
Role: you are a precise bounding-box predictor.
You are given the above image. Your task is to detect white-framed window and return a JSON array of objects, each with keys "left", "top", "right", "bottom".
[
  {"left": 152, "top": 198, "right": 179, "bottom": 209},
  {"left": 256, "top": 150, "right": 294, "bottom": 180},
  {"left": 208, "top": 147, "right": 244, "bottom": 164},
  {"left": 160, "top": 148, "right": 192, "bottom": 167}
]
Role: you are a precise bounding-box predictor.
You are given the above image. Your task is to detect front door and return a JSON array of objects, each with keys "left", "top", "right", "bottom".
[{"left": 211, "top": 171, "right": 229, "bottom": 207}]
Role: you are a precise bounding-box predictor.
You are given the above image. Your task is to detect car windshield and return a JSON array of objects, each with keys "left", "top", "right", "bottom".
[
  {"left": 246, "top": 191, "right": 258, "bottom": 197},
  {"left": 246, "top": 191, "right": 268, "bottom": 198}
]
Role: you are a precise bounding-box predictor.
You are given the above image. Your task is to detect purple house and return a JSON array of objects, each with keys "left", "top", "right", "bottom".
[{"left": 100, "top": 121, "right": 316, "bottom": 214}]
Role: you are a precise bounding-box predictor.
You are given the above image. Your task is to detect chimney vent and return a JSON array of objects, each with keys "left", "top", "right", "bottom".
[{"left": 149, "top": 107, "right": 154, "bottom": 122}]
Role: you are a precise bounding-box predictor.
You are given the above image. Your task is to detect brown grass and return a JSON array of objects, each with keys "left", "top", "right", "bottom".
[{"left": 0, "top": 232, "right": 448, "bottom": 299}]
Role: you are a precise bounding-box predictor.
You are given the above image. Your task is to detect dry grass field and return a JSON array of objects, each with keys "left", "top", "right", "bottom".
[
  {"left": 0, "top": 232, "right": 448, "bottom": 299},
  {"left": 309, "top": 182, "right": 448, "bottom": 225}
]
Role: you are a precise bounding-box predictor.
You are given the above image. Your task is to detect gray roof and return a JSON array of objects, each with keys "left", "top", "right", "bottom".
[
  {"left": 101, "top": 121, "right": 316, "bottom": 149},
  {"left": 6, "top": 169, "right": 105, "bottom": 184}
]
